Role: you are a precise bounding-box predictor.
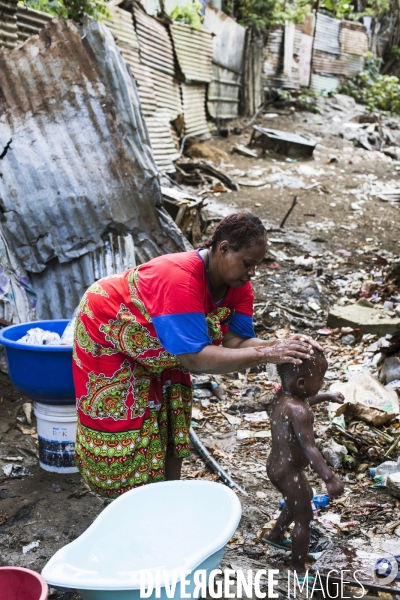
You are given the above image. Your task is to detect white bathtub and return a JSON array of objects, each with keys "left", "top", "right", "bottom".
[{"left": 42, "top": 480, "right": 242, "bottom": 600}]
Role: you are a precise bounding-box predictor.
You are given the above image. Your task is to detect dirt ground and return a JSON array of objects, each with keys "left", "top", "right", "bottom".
[{"left": 1, "top": 93, "right": 400, "bottom": 599}]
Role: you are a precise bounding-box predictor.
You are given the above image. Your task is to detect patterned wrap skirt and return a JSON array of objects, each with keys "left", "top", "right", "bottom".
[{"left": 73, "top": 268, "right": 230, "bottom": 498}]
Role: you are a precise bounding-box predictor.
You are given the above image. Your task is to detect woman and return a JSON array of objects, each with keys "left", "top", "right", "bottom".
[{"left": 73, "top": 213, "right": 320, "bottom": 498}]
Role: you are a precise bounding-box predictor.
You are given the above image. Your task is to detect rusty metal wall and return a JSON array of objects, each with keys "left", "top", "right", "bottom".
[
  {"left": 16, "top": 5, "right": 52, "bottom": 44},
  {"left": 207, "top": 63, "right": 240, "bottom": 120},
  {"left": 170, "top": 22, "right": 213, "bottom": 83},
  {"left": 0, "top": 18, "right": 190, "bottom": 318},
  {"left": 0, "top": 0, "right": 18, "bottom": 49}
]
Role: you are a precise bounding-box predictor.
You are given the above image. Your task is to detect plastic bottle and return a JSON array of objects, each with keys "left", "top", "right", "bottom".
[
  {"left": 279, "top": 493, "right": 329, "bottom": 517},
  {"left": 370, "top": 456, "right": 400, "bottom": 485}
]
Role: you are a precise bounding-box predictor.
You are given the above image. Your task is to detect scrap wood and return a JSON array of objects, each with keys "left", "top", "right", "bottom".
[
  {"left": 176, "top": 161, "right": 239, "bottom": 191},
  {"left": 189, "top": 427, "right": 248, "bottom": 496},
  {"left": 280, "top": 196, "right": 298, "bottom": 229}
]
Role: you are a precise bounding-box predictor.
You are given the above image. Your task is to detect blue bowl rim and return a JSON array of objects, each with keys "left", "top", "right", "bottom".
[{"left": 0, "top": 320, "right": 73, "bottom": 352}]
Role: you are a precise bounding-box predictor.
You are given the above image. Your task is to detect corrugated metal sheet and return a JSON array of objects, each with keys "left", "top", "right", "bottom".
[
  {"left": 0, "top": 18, "right": 190, "bottom": 319},
  {"left": 203, "top": 5, "right": 245, "bottom": 74},
  {"left": 106, "top": 6, "right": 178, "bottom": 171},
  {"left": 16, "top": 5, "right": 52, "bottom": 44},
  {"left": 0, "top": 0, "right": 18, "bottom": 49},
  {"left": 133, "top": 3, "right": 182, "bottom": 122},
  {"left": 263, "top": 25, "right": 302, "bottom": 89},
  {"left": 30, "top": 233, "right": 136, "bottom": 320},
  {"left": 207, "top": 63, "right": 240, "bottom": 120},
  {"left": 133, "top": 4, "right": 174, "bottom": 76},
  {"left": 345, "top": 53, "right": 365, "bottom": 77},
  {"left": 170, "top": 22, "right": 213, "bottom": 83},
  {"left": 340, "top": 22, "right": 369, "bottom": 56},
  {"left": 312, "top": 50, "right": 346, "bottom": 76},
  {"left": 181, "top": 83, "right": 210, "bottom": 137},
  {"left": 310, "top": 73, "right": 340, "bottom": 95},
  {"left": 314, "top": 13, "right": 340, "bottom": 55}
]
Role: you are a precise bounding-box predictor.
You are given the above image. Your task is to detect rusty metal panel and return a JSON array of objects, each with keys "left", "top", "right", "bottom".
[
  {"left": 181, "top": 83, "right": 210, "bottom": 137},
  {"left": 207, "top": 63, "right": 240, "bottom": 120},
  {"left": 312, "top": 50, "right": 347, "bottom": 76},
  {"left": 0, "top": 0, "right": 18, "bottom": 49},
  {"left": 0, "top": 18, "right": 188, "bottom": 292},
  {"left": 340, "top": 22, "right": 369, "bottom": 56},
  {"left": 203, "top": 5, "right": 245, "bottom": 75},
  {"left": 314, "top": 13, "right": 340, "bottom": 55},
  {"left": 170, "top": 22, "right": 213, "bottom": 83},
  {"left": 16, "top": 5, "right": 52, "bottom": 44}
]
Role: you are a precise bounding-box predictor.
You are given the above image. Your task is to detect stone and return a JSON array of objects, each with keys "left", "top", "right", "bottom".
[
  {"left": 387, "top": 472, "right": 400, "bottom": 499},
  {"left": 341, "top": 334, "right": 356, "bottom": 345},
  {"left": 327, "top": 302, "right": 400, "bottom": 335}
]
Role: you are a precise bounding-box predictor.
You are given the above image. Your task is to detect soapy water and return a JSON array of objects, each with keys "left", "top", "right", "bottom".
[{"left": 17, "top": 316, "right": 76, "bottom": 346}]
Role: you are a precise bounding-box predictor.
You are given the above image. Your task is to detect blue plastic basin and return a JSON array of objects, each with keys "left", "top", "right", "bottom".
[{"left": 0, "top": 320, "right": 75, "bottom": 405}]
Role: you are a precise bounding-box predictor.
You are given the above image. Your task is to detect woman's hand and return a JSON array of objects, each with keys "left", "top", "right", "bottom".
[{"left": 260, "top": 334, "right": 323, "bottom": 365}]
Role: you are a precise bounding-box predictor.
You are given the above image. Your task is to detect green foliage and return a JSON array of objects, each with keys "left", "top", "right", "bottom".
[
  {"left": 229, "top": 0, "right": 311, "bottom": 30},
  {"left": 20, "top": 0, "right": 109, "bottom": 22},
  {"left": 21, "top": 0, "right": 67, "bottom": 17},
  {"left": 364, "top": 0, "right": 390, "bottom": 18},
  {"left": 320, "top": 0, "right": 355, "bottom": 19},
  {"left": 169, "top": 0, "right": 203, "bottom": 29},
  {"left": 340, "top": 54, "right": 400, "bottom": 114},
  {"left": 296, "top": 92, "right": 322, "bottom": 113}
]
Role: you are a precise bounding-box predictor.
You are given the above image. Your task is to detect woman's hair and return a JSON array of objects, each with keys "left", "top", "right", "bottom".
[{"left": 204, "top": 212, "right": 267, "bottom": 252}]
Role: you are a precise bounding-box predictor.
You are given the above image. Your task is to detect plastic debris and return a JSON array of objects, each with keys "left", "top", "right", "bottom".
[{"left": 22, "top": 541, "right": 39, "bottom": 554}]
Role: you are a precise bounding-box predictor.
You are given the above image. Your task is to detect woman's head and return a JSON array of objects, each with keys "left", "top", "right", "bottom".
[
  {"left": 204, "top": 212, "right": 267, "bottom": 253},
  {"left": 205, "top": 213, "right": 267, "bottom": 288}
]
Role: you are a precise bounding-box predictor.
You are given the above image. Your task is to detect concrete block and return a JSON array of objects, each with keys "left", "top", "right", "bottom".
[{"left": 327, "top": 303, "right": 400, "bottom": 335}]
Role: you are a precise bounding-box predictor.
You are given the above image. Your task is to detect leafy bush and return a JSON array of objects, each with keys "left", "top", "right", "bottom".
[
  {"left": 20, "top": 0, "right": 109, "bottom": 22},
  {"left": 169, "top": 0, "right": 203, "bottom": 29},
  {"left": 340, "top": 54, "right": 400, "bottom": 114}
]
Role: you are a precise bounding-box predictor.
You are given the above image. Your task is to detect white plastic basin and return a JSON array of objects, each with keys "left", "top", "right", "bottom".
[{"left": 42, "top": 480, "right": 242, "bottom": 600}]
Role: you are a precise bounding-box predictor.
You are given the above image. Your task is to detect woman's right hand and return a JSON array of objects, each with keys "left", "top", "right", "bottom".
[{"left": 258, "top": 336, "right": 315, "bottom": 365}]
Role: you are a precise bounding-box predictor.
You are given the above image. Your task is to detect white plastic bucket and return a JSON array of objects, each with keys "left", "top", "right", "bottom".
[{"left": 33, "top": 402, "right": 78, "bottom": 474}]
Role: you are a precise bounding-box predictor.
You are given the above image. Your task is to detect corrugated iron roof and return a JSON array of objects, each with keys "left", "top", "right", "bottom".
[
  {"left": 16, "top": 5, "right": 52, "bottom": 44},
  {"left": 170, "top": 22, "right": 213, "bottom": 83},
  {"left": 314, "top": 13, "right": 340, "bottom": 55},
  {"left": 203, "top": 5, "right": 245, "bottom": 74},
  {"left": 0, "top": 18, "right": 188, "bottom": 287},
  {"left": 0, "top": 0, "right": 18, "bottom": 49},
  {"left": 207, "top": 63, "right": 240, "bottom": 120},
  {"left": 181, "top": 83, "right": 210, "bottom": 137}
]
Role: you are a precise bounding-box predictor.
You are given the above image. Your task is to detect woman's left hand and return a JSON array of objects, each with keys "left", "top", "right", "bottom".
[{"left": 287, "top": 334, "right": 324, "bottom": 353}]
